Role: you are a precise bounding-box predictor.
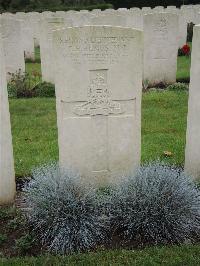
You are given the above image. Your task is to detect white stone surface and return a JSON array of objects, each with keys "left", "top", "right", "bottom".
[
  {"left": 103, "top": 9, "right": 116, "bottom": 15},
  {"left": 16, "top": 12, "right": 35, "bottom": 60},
  {"left": 185, "top": 25, "right": 200, "bottom": 179},
  {"left": 91, "top": 14, "right": 127, "bottom": 27},
  {"left": 40, "top": 17, "right": 69, "bottom": 83},
  {"left": 178, "top": 8, "right": 188, "bottom": 47},
  {"left": 153, "top": 6, "right": 164, "bottom": 12},
  {"left": 91, "top": 9, "right": 101, "bottom": 14},
  {"left": 141, "top": 7, "right": 152, "bottom": 14},
  {"left": 70, "top": 12, "right": 95, "bottom": 26},
  {"left": 0, "top": 17, "right": 25, "bottom": 78},
  {"left": 0, "top": 32, "right": 15, "bottom": 204},
  {"left": 53, "top": 26, "right": 143, "bottom": 185},
  {"left": 143, "top": 12, "right": 179, "bottom": 85},
  {"left": 129, "top": 9, "right": 143, "bottom": 29},
  {"left": 166, "top": 6, "right": 177, "bottom": 11},
  {"left": 27, "top": 12, "right": 40, "bottom": 47}
]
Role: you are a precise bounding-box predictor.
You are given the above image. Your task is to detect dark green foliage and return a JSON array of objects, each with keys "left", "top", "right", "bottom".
[
  {"left": 34, "top": 82, "right": 55, "bottom": 97},
  {"left": 105, "top": 0, "right": 200, "bottom": 9},
  {"left": 178, "top": 47, "right": 186, "bottom": 56},
  {"left": 7, "top": 69, "right": 41, "bottom": 98},
  {"left": 167, "top": 82, "right": 188, "bottom": 91},
  {"left": 187, "top": 22, "right": 195, "bottom": 42},
  {"left": 7, "top": 70, "right": 55, "bottom": 98},
  {"left": 0, "top": 0, "right": 112, "bottom": 12},
  {"left": 15, "top": 234, "right": 35, "bottom": 255},
  {"left": 0, "top": 234, "right": 7, "bottom": 245},
  {"left": 0, "top": 0, "right": 200, "bottom": 11}
]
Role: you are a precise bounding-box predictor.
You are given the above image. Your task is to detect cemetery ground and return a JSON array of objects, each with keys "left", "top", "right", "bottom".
[{"left": 1, "top": 49, "right": 200, "bottom": 263}]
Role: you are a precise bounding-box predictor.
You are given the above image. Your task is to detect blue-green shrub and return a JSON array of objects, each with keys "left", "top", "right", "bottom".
[
  {"left": 24, "top": 163, "right": 107, "bottom": 254},
  {"left": 109, "top": 162, "right": 200, "bottom": 245}
]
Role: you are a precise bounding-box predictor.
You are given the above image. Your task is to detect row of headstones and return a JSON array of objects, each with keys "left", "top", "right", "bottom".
[
  {"left": 1, "top": 22, "right": 200, "bottom": 205},
  {"left": 0, "top": 5, "right": 200, "bottom": 85}
]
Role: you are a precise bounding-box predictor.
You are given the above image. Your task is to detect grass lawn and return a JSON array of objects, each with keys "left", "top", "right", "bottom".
[
  {"left": 176, "top": 42, "right": 192, "bottom": 82},
  {"left": 177, "top": 55, "right": 191, "bottom": 82},
  {"left": 10, "top": 90, "right": 188, "bottom": 178},
  {"left": 1, "top": 244, "right": 200, "bottom": 265},
  {"left": 10, "top": 98, "right": 58, "bottom": 178},
  {"left": 25, "top": 47, "right": 41, "bottom": 77}
]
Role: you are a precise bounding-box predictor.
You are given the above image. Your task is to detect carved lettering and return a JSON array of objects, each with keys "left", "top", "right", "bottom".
[{"left": 57, "top": 36, "right": 135, "bottom": 65}]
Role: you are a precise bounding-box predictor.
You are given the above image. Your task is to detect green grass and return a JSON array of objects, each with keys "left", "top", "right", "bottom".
[
  {"left": 25, "top": 62, "right": 41, "bottom": 75},
  {"left": 35, "top": 47, "right": 40, "bottom": 62},
  {"left": 142, "top": 90, "right": 188, "bottom": 166},
  {"left": 176, "top": 55, "right": 191, "bottom": 82},
  {"left": 1, "top": 244, "right": 200, "bottom": 265},
  {"left": 10, "top": 98, "right": 58, "bottom": 177},
  {"left": 25, "top": 47, "right": 41, "bottom": 76},
  {"left": 176, "top": 42, "right": 192, "bottom": 82},
  {"left": 10, "top": 90, "right": 188, "bottom": 178}
]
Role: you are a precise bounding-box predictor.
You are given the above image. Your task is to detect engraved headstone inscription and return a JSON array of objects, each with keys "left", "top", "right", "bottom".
[{"left": 53, "top": 26, "right": 143, "bottom": 185}]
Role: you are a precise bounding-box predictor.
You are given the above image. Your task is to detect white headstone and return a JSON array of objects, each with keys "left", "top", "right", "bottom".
[
  {"left": 129, "top": 9, "right": 143, "bottom": 29},
  {"left": 27, "top": 12, "right": 40, "bottom": 47},
  {"left": 143, "top": 12, "right": 179, "bottom": 85},
  {"left": 141, "top": 7, "right": 152, "bottom": 15},
  {"left": 16, "top": 12, "right": 35, "bottom": 60},
  {"left": 103, "top": 9, "right": 116, "bottom": 15},
  {"left": 70, "top": 12, "right": 95, "bottom": 26},
  {"left": 153, "top": 6, "right": 165, "bottom": 12},
  {"left": 91, "top": 9, "right": 101, "bottom": 14},
  {"left": 40, "top": 17, "right": 69, "bottom": 83},
  {"left": 91, "top": 14, "right": 127, "bottom": 27},
  {"left": 178, "top": 8, "right": 188, "bottom": 47},
  {"left": 185, "top": 25, "right": 200, "bottom": 179},
  {"left": 41, "top": 11, "right": 54, "bottom": 18},
  {"left": 55, "top": 11, "right": 66, "bottom": 17},
  {"left": 166, "top": 6, "right": 177, "bottom": 11},
  {"left": 0, "top": 32, "right": 15, "bottom": 204},
  {"left": 53, "top": 26, "right": 143, "bottom": 184},
  {"left": 0, "top": 17, "right": 25, "bottom": 78}
]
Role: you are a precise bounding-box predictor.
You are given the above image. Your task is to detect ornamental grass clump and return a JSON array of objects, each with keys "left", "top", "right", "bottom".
[
  {"left": 24, "top": 163, "right": 107, "bottom": 254},
  {"left": 109, "top": 162, "right": 200, "bottom": 245}
]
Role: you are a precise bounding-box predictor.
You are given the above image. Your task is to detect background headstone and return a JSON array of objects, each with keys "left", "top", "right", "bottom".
[
  {"left": 16, "top": 12, "right": 35, "bottom": 60},
  {"left": 40, "top": 17, "right": 69, "bottom": 83},
  {"left": 27, "top": 12, "right": 40, "bottom": 47},
  {"left": 91, "top": 14, "right": 127, "bottom": 27},
  {"left": 0, "top": 17, "right": 25, "bottom": 79},
  {"left": 143, "top": 12, "right": 179, "bottom": 85}
]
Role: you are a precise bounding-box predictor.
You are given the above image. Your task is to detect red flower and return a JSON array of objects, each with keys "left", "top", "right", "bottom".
[{"left": 182, "top": 44, "right": 190, "bottom": 55}]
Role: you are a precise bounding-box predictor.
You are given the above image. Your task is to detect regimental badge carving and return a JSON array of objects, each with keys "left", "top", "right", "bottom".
[{"left": 73, "top": 69, "right": 124, "bottom": 116}]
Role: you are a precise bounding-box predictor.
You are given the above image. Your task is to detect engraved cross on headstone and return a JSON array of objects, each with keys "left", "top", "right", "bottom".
[{"left": 61, "top": 69, "right": 136, "bottom": 180}]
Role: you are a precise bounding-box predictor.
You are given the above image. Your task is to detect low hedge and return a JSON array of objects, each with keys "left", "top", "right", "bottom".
[{"left": 0, "top": 3, "right": 113, "bottom": 13}]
